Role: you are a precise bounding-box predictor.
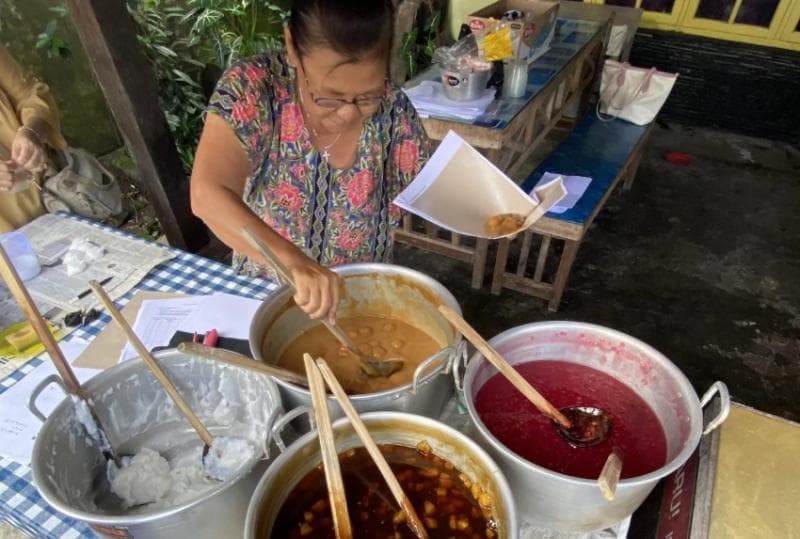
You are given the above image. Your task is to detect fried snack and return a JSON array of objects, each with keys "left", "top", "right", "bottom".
[{"left": 485, "top": 213, "right": 526, "bottom": 236}]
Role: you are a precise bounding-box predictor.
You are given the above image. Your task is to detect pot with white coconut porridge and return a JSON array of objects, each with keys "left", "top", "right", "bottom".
[{"left": 30, "top": 349, "right": 283, "bottom": 538}]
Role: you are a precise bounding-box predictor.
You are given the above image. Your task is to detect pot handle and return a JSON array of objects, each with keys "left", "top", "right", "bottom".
[
  {"left": 411, "top": 342, "right": 462, "bottom": 394},
  {"left": 700, "top": 381, "right": 731, "bottom": 435},
  {"left": 270, "top": 406, "right": 314, "bottom": 453},
  {"left": 28, "top": 374, "right": 67, "bottom": 423},
  {"left": 452, "top": 341, "right": 471, "bottom": 395}
]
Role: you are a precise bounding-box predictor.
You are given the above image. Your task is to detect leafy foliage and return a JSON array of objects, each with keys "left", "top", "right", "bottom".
[
  {"left": 35, "top": 5, "right": 72, "bottom": 60},
  {"left": 128, "top": 0, "right": 289, "bottom": 172},
  {"left": 400, "top": 4, "right": 441, "bottom": 80}
]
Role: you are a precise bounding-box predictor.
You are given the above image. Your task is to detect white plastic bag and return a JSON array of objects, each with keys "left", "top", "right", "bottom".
[{"left": 598, "top": 60, "right": 678, "bottom": 126}]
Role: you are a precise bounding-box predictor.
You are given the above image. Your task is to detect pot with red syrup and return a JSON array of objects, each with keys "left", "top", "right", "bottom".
[{"left": 460, "top": 321, "right": 730, "bottom": 532}]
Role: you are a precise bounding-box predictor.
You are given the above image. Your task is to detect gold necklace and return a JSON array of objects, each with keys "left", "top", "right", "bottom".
[
  {"left": 299, "top": 85, "right": 342, "bottom": 161},
  {"left": 310, "top": 126, "right": 342, "bottom": 162}
]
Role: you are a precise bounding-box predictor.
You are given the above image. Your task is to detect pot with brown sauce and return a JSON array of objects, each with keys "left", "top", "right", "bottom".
[
  {"left": 244, "top": 412, "right": 517, "bottom": 538},
  {"left": 273, "top": 443, "right": 495, "bottom": 538},
  {"left": 250, "top": 264, "right": 466, "bottom": 419}
]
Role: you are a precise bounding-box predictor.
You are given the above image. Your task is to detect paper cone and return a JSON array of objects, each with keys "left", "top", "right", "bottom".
[{"left": 394, "top": 131, "right": 566, "bottom": 238}]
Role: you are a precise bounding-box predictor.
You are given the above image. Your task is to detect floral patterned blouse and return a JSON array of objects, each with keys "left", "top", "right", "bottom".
[{"left": 206, "top": 51, "right": 429, "bottom": 277}]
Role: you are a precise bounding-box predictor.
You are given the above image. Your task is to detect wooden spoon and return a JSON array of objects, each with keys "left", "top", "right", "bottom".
[
  {"left": 89, "top": 281, "right": 219, "bottom": 474},
  {"left": 315, "top": 358, "right": 429, "bottom": 539},
  {"left": 177, "top": 342, "right": 309, "bottom": 387},
  {"left": 304, "top": 354, "right": 352, "bottom": 538},
  {"left": 598, "top": 448, "right": 623, "bottom": 501},
  {"left": 437, "top": 305, "right": 619, "bottom": 447},
  {"left": 240, "top": 226, "right": 403, "bottom": 378},
  {"left": 0, "top": 245, "right": 120, "bottom": 466},
  {"left": 437, "top": 304, "right": 571, "bottom": 428}
]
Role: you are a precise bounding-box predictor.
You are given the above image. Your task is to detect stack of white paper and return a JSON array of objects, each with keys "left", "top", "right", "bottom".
[
  {"left": 403, "top": 81, "right": 496, "bottom": 121},
  {"left": 0, "top": 338, "right": 97, "bottom": 466},
  {"left": 533, "top": 172, "right": 593, "bottom": 214},
  {"left": 119, "top": 292, "right": 262, "bottom": 363}
]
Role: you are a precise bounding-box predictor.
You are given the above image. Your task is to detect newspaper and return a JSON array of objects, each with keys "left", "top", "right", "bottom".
[{"left": 0, "top": 214, "right": 175, "bottom": 362}]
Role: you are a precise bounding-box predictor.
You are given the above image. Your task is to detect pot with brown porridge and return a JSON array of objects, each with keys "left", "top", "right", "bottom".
[{"left": 250, "top": 263, "right": 465, "bottom": 418}]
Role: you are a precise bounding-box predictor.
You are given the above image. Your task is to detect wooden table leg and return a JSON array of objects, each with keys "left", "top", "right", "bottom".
[
  {"left": 533, "top": 235, "right": 551, "bottom": 283},
  {"left": 472, "top": 238, "right": 490, "bottom": 289},
  {"left": 623, "top": 149, "right": 643, "bottom": 191},
  {"left": 548, "top": 239, "right": 581, "bottom": 312},
  {"left": 491, "top": 238, "right": 512, "bottom": 295}
]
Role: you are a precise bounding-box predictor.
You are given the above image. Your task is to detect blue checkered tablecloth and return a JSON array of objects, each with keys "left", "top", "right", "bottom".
[{"left": 0, "top": 214, "right": 278, "bottom": 538}]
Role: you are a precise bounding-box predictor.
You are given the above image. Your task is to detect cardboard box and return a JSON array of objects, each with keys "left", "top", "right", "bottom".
[{"left": 468, "top": 0, "right": 559, "bottom": 64}]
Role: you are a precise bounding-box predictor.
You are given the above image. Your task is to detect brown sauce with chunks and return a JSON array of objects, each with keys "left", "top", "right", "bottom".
[
  {"left": 277, "top": 316, "right": 440, "bottom": 394},
  {"left": 272, "top": 442, "right": 497, "bottom": 538}
]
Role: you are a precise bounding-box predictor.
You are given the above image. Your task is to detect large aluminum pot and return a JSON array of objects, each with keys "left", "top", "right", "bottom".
[
  {"left": 250, "top": 263, "right": 465, "bottom": 419},
  {"left": 244, "top": 412, "right": 518, "bottom": 538},
  {"left": 30, "top": 348, "right": 284, "bottom": 539},
  {"left": 460, "top": 322, "right": 730, "bottom": 532}
]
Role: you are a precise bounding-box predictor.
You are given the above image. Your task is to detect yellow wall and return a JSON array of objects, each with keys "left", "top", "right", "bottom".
[
  {"left": 447, "top": 0, "right": 800, "bottom": 51},
  {"left": 447, "top": 0, "right": 495, "bottom": 39}
]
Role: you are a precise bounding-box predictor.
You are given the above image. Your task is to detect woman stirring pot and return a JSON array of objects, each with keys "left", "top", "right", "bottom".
[{"left": 191, "top": 0, "right": 429, "bottom": 324}]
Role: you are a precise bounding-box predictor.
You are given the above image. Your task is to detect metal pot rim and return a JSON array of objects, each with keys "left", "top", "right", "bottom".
[
  {"left": 31, "top": 349, "right": 281, "bottom": 525},
  {"left": 251, "top": 263, "right": 464, "bottom": 398},
  {"left": 462, "top": 321, "right": 703, "bottom": 487},
  {"left": 245, "top": 411, "right": 518, "bottom": 538}
]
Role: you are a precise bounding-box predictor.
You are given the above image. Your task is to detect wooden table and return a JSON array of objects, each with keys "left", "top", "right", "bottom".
[
  {"left": 491, "top": 116, "right": 655, "bottom": 310},
  {"left": 394, "top": 17, "right": 609, "bottom": 289}
]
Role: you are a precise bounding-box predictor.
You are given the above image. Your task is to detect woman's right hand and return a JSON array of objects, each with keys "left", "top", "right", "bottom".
[
  {"left": 284, "top": 251, "right": 340, "bottom": 324},
  {"left": 0, "top": 161, "right": 16, "bottom": 192}
]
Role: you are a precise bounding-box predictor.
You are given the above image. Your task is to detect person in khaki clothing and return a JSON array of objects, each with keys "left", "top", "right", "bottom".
[{"left": 0, "top": 46, "right": 67, "bottom": 232}]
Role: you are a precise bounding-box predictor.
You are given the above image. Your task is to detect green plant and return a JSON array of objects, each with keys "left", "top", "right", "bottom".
[
  {"left": 35, "top": 4, "right": 72, "bottom": 60},
  {"left": 0, "top": 0, "right": 21, "bottom": 33},
  {"left": 401, "top": 4, "right": 441, "bottom": 80},
  {"left": 127, "top": 0, "right": 289, "bottom": 172}
]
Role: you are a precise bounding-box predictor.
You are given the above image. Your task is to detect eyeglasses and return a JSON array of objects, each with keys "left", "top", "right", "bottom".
[{"left": 297, "top": 59, "right": 386, "bottom": 112}]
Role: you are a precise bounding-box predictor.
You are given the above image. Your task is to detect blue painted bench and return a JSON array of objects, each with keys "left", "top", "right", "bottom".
[{"left": 490, "top": 113, "right": 655, "bottom": 310}]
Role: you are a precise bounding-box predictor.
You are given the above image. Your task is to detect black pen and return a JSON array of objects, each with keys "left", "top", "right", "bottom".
[{"left": 76, "top": 276, "right": 112, "bottom": 300}]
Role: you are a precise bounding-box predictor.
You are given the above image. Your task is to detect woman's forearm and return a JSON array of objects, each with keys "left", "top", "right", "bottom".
[
  {"left": 191, "top": 180, "right": 304, "bottom": 268},
  {"left": 190, "top": 113, "right": 305, "bottom": 270}
]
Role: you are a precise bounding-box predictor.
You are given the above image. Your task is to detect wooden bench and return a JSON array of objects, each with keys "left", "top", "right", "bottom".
[
  {"left": 392, "top": 17, "right": 609, "bottom": 289},
  {"left": 490, "top": 113, "right": 655, "bottom": 311}
]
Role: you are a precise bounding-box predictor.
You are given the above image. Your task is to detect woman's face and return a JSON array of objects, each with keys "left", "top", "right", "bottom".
[{"left": 286, "top": 29, "right": 387, "bottom": 134}]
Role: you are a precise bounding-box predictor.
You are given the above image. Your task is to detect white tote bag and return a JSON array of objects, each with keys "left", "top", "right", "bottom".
[{"left": 598, "top": 60, "right": 678, "bottom": 126}]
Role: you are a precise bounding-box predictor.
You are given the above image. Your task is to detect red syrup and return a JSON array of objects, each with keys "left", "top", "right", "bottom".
[{"left": 474, "top": 360, "right": 668, "bottom": 479}]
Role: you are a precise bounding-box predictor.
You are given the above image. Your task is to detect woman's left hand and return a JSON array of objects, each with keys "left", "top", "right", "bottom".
[{"left": 11, "top": 127, "right": 45, "bottom": 172}]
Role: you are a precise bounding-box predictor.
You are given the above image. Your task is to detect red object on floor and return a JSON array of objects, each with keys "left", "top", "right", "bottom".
[{"left": 665, "top": 152, "right": 691, "bottom": 166}]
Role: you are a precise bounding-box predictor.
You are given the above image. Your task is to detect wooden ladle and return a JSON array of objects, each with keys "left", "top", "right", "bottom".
[
  {"left": 437, "top": 305, "right": 613, "bottom": 447},
  {"left": 241, "top": 227, "right": 404, "bottom": 378},
  {"left": 177, "top": 342, "right": 309, "bottom": 387},
  {"left": 304, "top": 353, "right": 352, "bottom": 538},
  {"left": 89, "top": 281, "right": 226, "bottom": 478},
  {"left": 315, "top": 357, "right": 429, "bottom": 539}
]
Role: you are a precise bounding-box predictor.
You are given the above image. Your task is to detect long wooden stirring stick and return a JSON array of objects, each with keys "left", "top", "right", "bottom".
[
  {"left": 177, "top": 342, "right": 309, "bottom": 387},
  {"left": 437, "top": 304, "right": 572, "bottom": 429},
  {"left": 304, "top": 354, "right": 352, "bottom": 539},
  {"left": 0, "top": 246, "right": 119, "bottom": 465},
  {"left": 240, "top": 227, "right": 358, "bottom": 350},
  {"left": 90, "top": 281, "right": 214, "bottom": 448},
  {"left": 240, "top": 226, "right": 402, "bottom": 378},
  {"left": 315, "top": 358, "right": 429, "bottom": 539}
]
